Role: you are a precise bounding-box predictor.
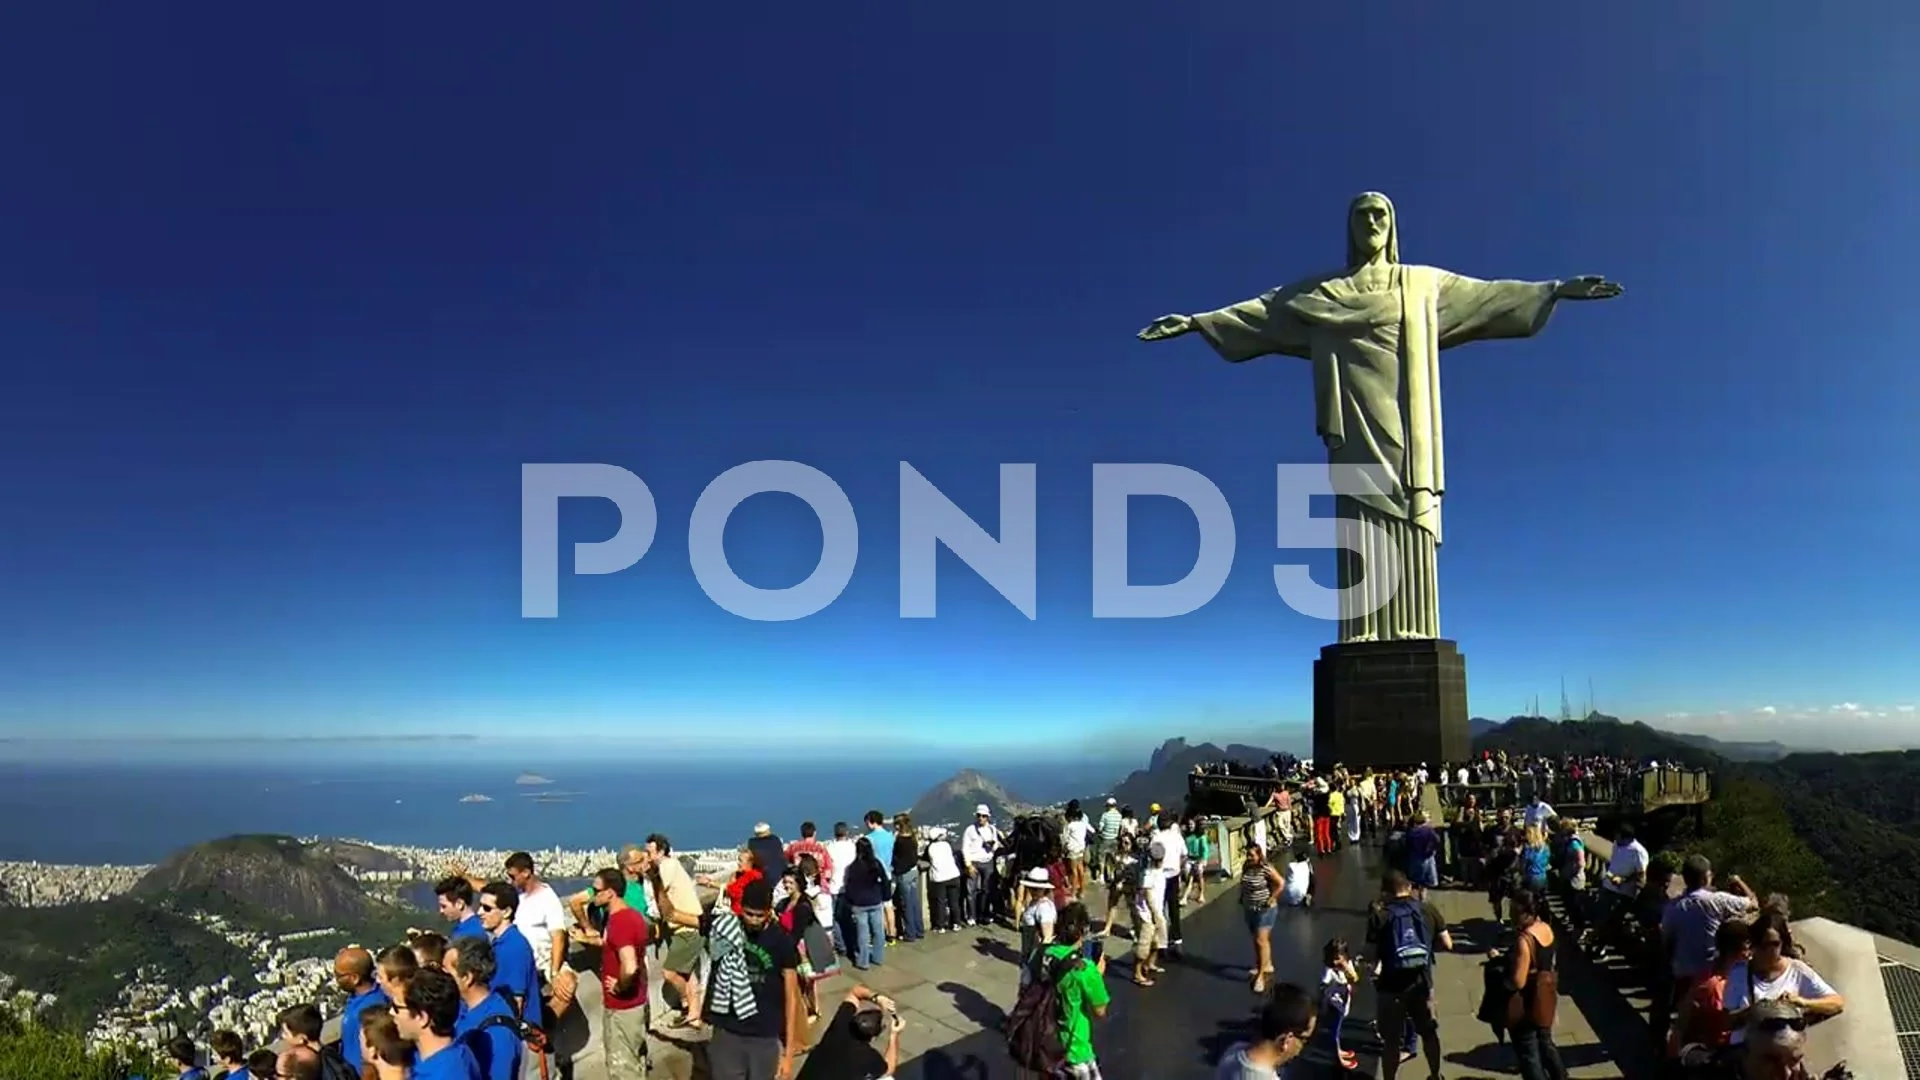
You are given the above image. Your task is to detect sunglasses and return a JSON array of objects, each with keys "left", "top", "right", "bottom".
[
  {"left": 1758, "top": 1016, "right": 1807, "bottom": 1033},
  {"left": 479, "top": 904, "right": 499, "bottom": 913}
]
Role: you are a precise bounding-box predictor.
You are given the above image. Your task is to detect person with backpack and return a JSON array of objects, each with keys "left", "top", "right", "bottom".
[
  {"left": 1006, "top": 901, "right": 1109, "bottom": 1078},
  {"left": 447, "top": 934, "right": 525, "bottom": 1080},
  {"left": 1366, "top": 869, "right": 1452, "bottom": 1080},
  {"left": 275, "top": 1003, "right": 359, "bottom": 1080}
]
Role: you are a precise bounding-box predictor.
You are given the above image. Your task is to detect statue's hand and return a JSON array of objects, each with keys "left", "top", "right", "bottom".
[
  {"left": 1136, "top": 313, "right": 1194, "bottom": 341},
  {"left": 1553, "top": 276, "right": 1622, "bottom": 301}
]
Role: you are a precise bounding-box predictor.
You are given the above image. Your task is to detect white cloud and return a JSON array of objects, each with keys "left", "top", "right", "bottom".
[
  {"left": 1899, "top": 705, "right": 1916, "bottom": 714},
  {"left": 1831, "top": 703, "right": 1862, "bottom": 713},
  {"left": 1664, "top": 711, "right": 1692, "bottom": 720},
  {"left": 1756, "top": 705, "right": 1778, "bottom": 715}
]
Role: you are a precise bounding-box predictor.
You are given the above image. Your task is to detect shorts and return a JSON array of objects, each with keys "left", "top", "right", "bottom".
[
  {"left": 1243, "top": 905, "right": 1277, "bottom": 933},
  {"left": 1053, "top": 1059, "right": 1104, "bottom": 1079},
  {"left": 663, "top": 930, "right": 701, "bottom": 975},
  {"left": 1067, "top": 852, "right": 1086, "bottom": 864}
]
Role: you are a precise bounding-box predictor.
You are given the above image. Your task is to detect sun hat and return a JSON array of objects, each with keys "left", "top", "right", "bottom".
[
  {"left": 975, "top": 804, "right": 991, "bottom": 816},
  {"left": 1022, "top": 867, "right": 1052, "bottom": 888}
]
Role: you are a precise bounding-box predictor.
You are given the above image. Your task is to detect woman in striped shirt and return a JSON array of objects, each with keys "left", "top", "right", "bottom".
[{"left": 1239, "top": 844, "right": 1285, "bottom": 994}]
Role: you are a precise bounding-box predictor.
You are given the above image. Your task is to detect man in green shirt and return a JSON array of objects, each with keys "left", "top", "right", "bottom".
[
  {"left": 569, "top": 843, "right": 652, "bottom": 942},
  {"left": 1044, "top": 902, "right": 1110, "bottom": 1076}
]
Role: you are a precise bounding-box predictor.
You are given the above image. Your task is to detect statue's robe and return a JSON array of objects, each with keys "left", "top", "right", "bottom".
[{"left": 1191, "top": 265, "right": 1559, "bottom": 642}]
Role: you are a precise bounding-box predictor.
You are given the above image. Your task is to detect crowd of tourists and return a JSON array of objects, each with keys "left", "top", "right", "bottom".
[
  {"left": 148, "top": 758, "right": 1854, "bottom": 1080},
  {"left": 1210, "top": 759, "right": 1854, "bottom": 1080}
]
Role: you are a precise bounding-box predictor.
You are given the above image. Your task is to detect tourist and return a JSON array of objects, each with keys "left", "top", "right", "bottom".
[
  {"left": 703, "top": 877, "right": 804, "bottom": 1080},
  {"left": 1040, "top": 901, "right": 1110, "bottom": 1078},
  {"left": 376, "top": 944, "right": 421, "bottom": 1005},
  {"left": 826, "top": 821, "right": 858, "bottom": 950},
  {"left": 1588, "top": 822, "right": 1647, "bottom": 952},
  {"left": 1151, "top": 811, "right": 1185, "bottom": 955},
  {"left": 748, "top": 822, "right": 788, "bottom": 883},
  {"left": 357, "top": 1006, "right": 413, "bottom": 1080},
  {"left": 410, "top": 931, "right": 450, "bottom": 973},
  {"left": 1096, "top": 797, "right": 1123, "bottom": 881},
  {"left": 1368, "top": 869, "right": 1452, "bottom": 1080},
  {"left": 333, "top": 947, "right": 386, "bottom": 1075},
  {"left": 445, "top": 935, "right": 521, "bottom": 1080},
  {"left": 862, "top": 811, "right": 897, "bottom": 943},
  {"left": 1405, "top": 813, "right": 1441, "bottom": 892},
  {"left": 1523, "top": 790, "right": 1555, "bottom": 832},
  {"left": 243, "top": 1048, "right": 279, "bottom": 1080},
  {"left": 568, "top": 845, "right": 653, "bottom": 945},
  {"left": 572, "top": 868, "right": 647, "bottom": 1079},
  {"left": 1062, "top": 802, "right": 1093, "bottom": 900},
  {"left": 923, "top": 826, "right": 963, "bottom": 932},
  {"left": 1722, "top": 911, "right": 1846, "bottom": 1048},
  {"left": 1500, "top": 890, "right": 1566, "bottom": 1080},
  {"left": 1669, "top": 918, "right": 1750, "bottom": 1068},
  {"left": 962, "top": 805, "right": 1002, "bottom": 926},
  {"left": 795, "top": 983, "right": 901, "bottom": 1080},
  {"left": 783, "top": 822, "right": 836, "bottom": 892},
  {"left": 1326, "top": 782, "right": 1346, "bottom": 853},
  {"left": 168, "top": 1035, "right": 207, "bottom": 1080},
  {"left": 1237, "top": 842, "right": 1283, "bottom": 994},
  {"left": 276, "top": 1004, "right": 356, "bottom": 1080},
  {"left": 502, "top": 852, "right": 570, "bottom": 1012},
  {"left": 1520, "top": 826, "right": 1551, "bottom": 895},
  {"left": 1344, "top": 779, "right": 1363, "bottom": 845},
  {"left": 1017, "top": 867, "right": 1058, "bottom": 979},
  {"left": 702, "top": 848, "right": 766, "bottom": 917},
  {"left": 1664, "top": 854, "right": 1759, "bottom": 990},
  {"left": 1311, "top": 780, "right": 1335, "bottom": 855},
  {"left": 473, "top": 883, "right": 540, "bottom": 1024},
  {"left": 889, "top": 812, "right": 925, "bottom": 943},
  {"left": 842, "top": 836, "right": 891, "bottom": 969},
  {"left": 1214, "top": 982, "right": 1315, "bottom": 1079},
  {"left": 1291, "top": 939, "right": 1362, "bottom": 1075},
  {"left": 276, "top": 1046, "right": 324, "bottom": 1080},
  {"left": 1182, "top": 815, "right": 1212, "bottom": 906},
  {"left": 776, "top": 856, "right": 836, "bottom": 1023},
  {"left": 208, "top": 1030, "right": 245, "bottom": 1080},
  {"left": 643, "top": 833, "right": 706, "bottom": 1031},
  {"left": 395, "top": 967, "right": 481, "bottom": 1079},
  {"left": 434, "top": 877, "right": 485, "bottom": 941},
  {"left": 1280, "top": 843, "right": 1314, "bottom": 908},
  {"left": 1130, "top": 840, "right": 1167, "bottom": 987}
]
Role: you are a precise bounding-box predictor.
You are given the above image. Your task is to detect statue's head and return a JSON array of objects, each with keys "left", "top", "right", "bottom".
[{"left": 1346, "top": 191, "right": 1398, "bottom": 268}]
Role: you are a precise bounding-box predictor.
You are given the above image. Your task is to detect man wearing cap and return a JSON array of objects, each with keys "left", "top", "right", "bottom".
[
  {"left": 961, "top": 805, "right": 1001, "bottom": 926},
  {"left": 1096, "top": 797, "right": 1123, "bottom": 882}
]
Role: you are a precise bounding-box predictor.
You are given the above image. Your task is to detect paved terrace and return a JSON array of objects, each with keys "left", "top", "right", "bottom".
[{"left": 533, "top": 825, "right": 1645, "bottom": 1079}]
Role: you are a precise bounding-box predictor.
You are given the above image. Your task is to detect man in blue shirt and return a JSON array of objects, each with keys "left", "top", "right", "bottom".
[
  {"left": 332, "top": 947, "right": 387, "bottom": 1074},
  {"left": 476, "top": 882, "right": 542, "bottom": 1026},
  {"left": 864, "top": 809, "right": 897, "bottom": 941},
  {"left": 447, "top": 935, "right": 523, "bottom": 1080},
  {"left": 208, "top": 1031, "right": 247, "bottom": 1080},
  {"left": 396, "top": 967, "right": 483, "bottom": 1080},
  {"left": 436, "top": 877, "right": 486, "bottom": 941}
]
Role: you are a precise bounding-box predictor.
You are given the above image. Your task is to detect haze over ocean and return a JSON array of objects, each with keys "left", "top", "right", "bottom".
[{"left": 0, "top": 754, "right": 1134, "bottom": 865}]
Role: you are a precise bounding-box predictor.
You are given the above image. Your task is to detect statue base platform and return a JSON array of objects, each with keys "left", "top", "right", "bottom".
[{"left": 1313, "top": 639, "right": 1471, "bottom": 769}]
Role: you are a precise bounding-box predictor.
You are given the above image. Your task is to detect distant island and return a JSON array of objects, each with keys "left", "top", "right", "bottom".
[
  {"left": 515, "top": 772, "right": 553, "bottom": 786},
  {"left": 457, "top": 793, "right": 493, "bottom": 803}
]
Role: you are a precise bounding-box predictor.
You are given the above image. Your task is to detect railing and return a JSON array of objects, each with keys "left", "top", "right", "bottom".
[{"left": 1429, "top": 768, "right": 1712, "bottom": 813}]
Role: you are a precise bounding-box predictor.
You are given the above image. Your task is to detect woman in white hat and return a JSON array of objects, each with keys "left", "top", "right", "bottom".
[{"left": 1016, "top": 866, "right": 1058, "bottom": 981}]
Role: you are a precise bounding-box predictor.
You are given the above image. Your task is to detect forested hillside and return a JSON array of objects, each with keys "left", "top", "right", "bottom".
[{"left": 1474, "top": 718, "right": 1920, "bottom": 943}]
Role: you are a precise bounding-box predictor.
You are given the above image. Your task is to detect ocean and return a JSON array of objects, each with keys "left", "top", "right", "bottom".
[{"left": 0, "top": 756, "right": 1129, "bottom": 865}]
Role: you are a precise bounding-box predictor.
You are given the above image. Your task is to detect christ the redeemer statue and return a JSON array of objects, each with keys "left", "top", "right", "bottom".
[{"left": 1138, "top": 192, "right": 1621, "bottom": 643}]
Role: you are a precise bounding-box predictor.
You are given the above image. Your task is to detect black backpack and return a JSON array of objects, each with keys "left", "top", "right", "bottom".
[
  {"left": 316, "top": 1046, "right": 357, "bottom": 1080},
  {"left": 1005, "top": 950, "right": 1084, "bottom": 1072}
]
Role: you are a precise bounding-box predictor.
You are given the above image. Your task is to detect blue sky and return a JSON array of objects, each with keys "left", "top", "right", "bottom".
[{"left": 2, "top": 4, "right": 1916, "bottom": 754}]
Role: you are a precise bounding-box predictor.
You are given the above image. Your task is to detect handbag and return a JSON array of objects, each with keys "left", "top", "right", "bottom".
[{"left": 1504, "top": 929, "right": 1559, "bottom": 1029}]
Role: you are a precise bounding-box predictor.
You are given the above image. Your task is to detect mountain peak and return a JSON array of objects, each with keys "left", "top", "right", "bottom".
[{"left": 908, "top": 769, "right": 1032, "bottom": 825}]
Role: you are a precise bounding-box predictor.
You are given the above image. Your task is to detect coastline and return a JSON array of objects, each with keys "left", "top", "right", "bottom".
[{"left": 0, "top": 837, "right": 747, "bottom": 908}]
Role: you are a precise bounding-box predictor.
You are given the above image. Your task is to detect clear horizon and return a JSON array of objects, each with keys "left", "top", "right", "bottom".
[{"left": 2, "top": 7, "right": 1916, "bottom": 754}]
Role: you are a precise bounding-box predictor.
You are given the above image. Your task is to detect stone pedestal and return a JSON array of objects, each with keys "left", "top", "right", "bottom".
[{"left": 1313, "top": 639, "right": 1471, "bottom": 768}]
